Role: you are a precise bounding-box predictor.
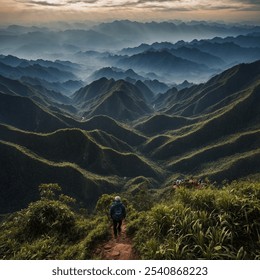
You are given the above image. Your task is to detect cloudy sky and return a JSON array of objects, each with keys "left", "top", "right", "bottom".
[{"left": 0, "top": 0, "right": 260, "bottom": 25}]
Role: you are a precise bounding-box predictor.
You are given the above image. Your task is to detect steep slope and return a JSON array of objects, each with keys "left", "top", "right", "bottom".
[
  {"left": 0, "top": 74, "right": 35, "bottom": 97},
  {"left": 87, "top": 67, "right": 145, "bottom": 83},
  {"left": 0, "top": 125, "right": 159, "bottom": 178},
  {"left": 0, "top": 92, "right": 68, "bottom": 132},
  {"left": 143, "top": 79, "right": 170, "bottom": 95},
  {"left": 134, "top": 80, "right": 155, "bottom": 102},
  {"left": 0, "top": 140, "right": 120, "bottom": 214},
  {"left": 168, "top": 130, "right": 260, "bottom": 177},
  {"left": 148, "top": 82, "right": 260, "bottom": 161},
  {"left": 79, "top": 115, "right": 146, "bottom": 146},
  {"left": 74, "top": 79, "right": 152, "bottom": 122},
  {"left": 134, "top": 114, "right": 193, "bottom": 136},
  {"left": 0, "top": 74, "right": 73, "bottom": 108},
  {"left": 32, "top": 112, "right": 146, "bottom": 147},
  {"left": 160, "top": 60, "right": 260, "bottom": 117},
  {"left": 73, "top": 78, "right": 116, "bottom": 104},
  {"left": 20, "top": 76, "right": 84, "bottom": 96},
  {"left": 87, "top": 81, "right": 152, "bottom": 121}
]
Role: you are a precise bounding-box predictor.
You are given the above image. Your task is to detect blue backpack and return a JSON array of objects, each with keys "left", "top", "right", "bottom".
[{"left": 112, "top": 203, "right": 124, "bottom": 221}]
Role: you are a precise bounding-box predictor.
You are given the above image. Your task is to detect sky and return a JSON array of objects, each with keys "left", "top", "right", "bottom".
[{"left": 0, "top": 0, "right": 260, "bottom": 25}]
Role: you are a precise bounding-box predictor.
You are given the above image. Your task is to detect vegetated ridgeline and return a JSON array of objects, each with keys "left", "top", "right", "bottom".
[{"left": 0, "top": 59, "right": 259, "bottom": 216}]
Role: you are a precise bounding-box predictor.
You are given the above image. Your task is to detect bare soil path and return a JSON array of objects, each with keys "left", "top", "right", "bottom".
[{"left": 95, "top": 223, "right": 138, "bottom": 260}]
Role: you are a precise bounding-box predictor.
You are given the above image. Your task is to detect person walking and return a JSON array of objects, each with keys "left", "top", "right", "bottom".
[{"left": 110, "top": 196, "right": 126, "bottom": 238}]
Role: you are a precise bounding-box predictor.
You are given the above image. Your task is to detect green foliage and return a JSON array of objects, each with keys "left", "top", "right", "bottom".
[
  {"left": 39, "top": 183, "right": 62, "bottom": 200},
  {"left": 1, "top": 180, "right": 260, "bottom": 260},
  {"left": 131, "top": 187, "right": 154, "bottom": 211},
  {"left": 95, "top": 194, "right": 115, "bottom": 219},
  {"left": 131, "top": 180, "right": 260, "bottom": 259},
  {"left": 0, "top": 184, "right": 110, "bottom": 260}
]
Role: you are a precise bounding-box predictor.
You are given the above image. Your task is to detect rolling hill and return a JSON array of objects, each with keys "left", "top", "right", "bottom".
[
  {"left": 0, "top": 124, "right": 160, "bottom": 178},
  {"left": 0, "top": 91, "right": 75, "bottom": 133},
  {"left": 0, "top": 58, "right": 260, "bottom": 214},
  {"left": 0, "top": 139, "right": 120, "bottom": 213},
  {"left": 134, "top": 114, "right": 193, "bottom": 136}
]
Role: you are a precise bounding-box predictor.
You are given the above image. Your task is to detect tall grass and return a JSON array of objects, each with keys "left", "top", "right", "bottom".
[{"left": 128, "top": 180, "right": 260, "bottom": 259}]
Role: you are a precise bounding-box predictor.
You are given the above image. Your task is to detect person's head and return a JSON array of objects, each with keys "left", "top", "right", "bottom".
[{"left": 114, "top": 196, "right": 121, "bottom": 202}]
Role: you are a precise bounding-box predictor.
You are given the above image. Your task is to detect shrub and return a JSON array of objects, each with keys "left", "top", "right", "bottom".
[{"left": 131, "top": 180, "right": 260, "bottom": 259}]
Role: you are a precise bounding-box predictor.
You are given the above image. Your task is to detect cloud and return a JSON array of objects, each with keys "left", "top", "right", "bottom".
[
  {"left": 229, "top": 0, "right": 260, "bottom": 8},
  {"left": 67, "top": 0, "right": 98, "bottom": 3},
  {"left": 8, "top": 0, "right": 260, "bottom": 23},
  {"left": 16, "top": 0, "right": 66, "bottom": 6},
  {"left": 234, "top": 0, "right": 260, "bottom": 3},
  {"left": 14, "top": 0, "right": 260, "bottom": 10}
]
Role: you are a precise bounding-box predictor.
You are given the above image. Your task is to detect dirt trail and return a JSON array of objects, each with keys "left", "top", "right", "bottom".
[{"left": 95, "top": 223, "right": 137, "bottom": 260}]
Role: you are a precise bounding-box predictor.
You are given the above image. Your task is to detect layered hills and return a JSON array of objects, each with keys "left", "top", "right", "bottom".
[
  {"left": 73, "top": 78, "right": 153, "bottom": 121},
  {"left": 0, "top": 56, "right": 259, "bottom": 214},
  {"left": 2, "top": 21, "right": 259, "bottom": 58}
]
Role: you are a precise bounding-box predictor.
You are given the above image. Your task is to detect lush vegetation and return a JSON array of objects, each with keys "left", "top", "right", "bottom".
[
  {"left": 127, "top": 180, "right": 260, "bottom": 259},
  {"left": 1, "top": 180, "right": 260, "bottom": 260},
  {"left": 0, "top": 184, "right": 110, "bottom": 260}
]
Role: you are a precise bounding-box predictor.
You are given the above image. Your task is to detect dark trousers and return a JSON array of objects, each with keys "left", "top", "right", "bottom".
[{"left": 113, "top": 219, "right": 122, "bottom": 237}]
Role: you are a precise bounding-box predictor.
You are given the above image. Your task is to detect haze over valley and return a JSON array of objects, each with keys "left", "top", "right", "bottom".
[
  {"left": 0, "top": 18, "right": 259, "bottom": 215},
  {"left": 0, "top": 0, "right": 260, "bottom": 261}
]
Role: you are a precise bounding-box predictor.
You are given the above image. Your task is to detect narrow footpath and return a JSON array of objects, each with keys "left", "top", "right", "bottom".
[{"left": 95, "top": 224, "right": 138, "bottom": 260}]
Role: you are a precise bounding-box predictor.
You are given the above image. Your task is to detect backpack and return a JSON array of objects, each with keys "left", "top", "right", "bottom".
[{"left": 112, "top": 203, "right": 124, "bottom": 221}]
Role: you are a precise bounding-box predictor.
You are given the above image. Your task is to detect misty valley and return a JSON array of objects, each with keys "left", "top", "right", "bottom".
[{"left": 0, "top": 20, "right": 260, "bottom": 260}]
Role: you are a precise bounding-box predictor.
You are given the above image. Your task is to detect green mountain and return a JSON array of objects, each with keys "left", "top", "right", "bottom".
[
  {"left": 78, "top": 115, "right": 146, "bottom": 146},
  {"left": 0, "top": 124, "right": 160, "bottom": 178},
  {"left": 0, "top": 139, "right": 120, "bottom": 213},
  {"left": 134, "top": 114, "right": 193, "bottom": 136},
  {"left": 140, "top": 62, "right": 260, "bottom": 181},
  {"left": 0, "top": 60, "right": 259, "bottom": 214},
  {"left": 74, "top": 78, "right": 153, "bottom": 121},
  {"left": 0, "top": 92, "right": 68, "bottom": 132}
]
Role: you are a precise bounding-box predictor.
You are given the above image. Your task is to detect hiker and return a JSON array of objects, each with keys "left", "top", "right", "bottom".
[{"left": 110, "top": 196, "right": 126, "bottom": 238}]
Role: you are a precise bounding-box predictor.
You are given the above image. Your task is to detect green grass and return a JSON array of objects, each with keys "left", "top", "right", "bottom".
[
  {"left": 149, "top": 81, "right": 260, "bottom": 160},
  {"left": 1, "top": 180, "right": 260, "bottom": 260},
  {"left": 128, "top": 180, "right": 260, "bottom": 259},
  {"left": 166, "top": 129, "right": 260, "bottom": 180}
]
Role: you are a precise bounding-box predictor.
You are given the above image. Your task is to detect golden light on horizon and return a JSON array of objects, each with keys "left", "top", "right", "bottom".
[{"left": 0, "top": 0, "right": 259, "bottom": 24}]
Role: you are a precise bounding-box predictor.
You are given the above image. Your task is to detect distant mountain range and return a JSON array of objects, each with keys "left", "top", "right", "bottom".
[
  {"left": 0, "top": 20, "right": 260, "bottom": 214},
  {"left": 1, "top": 20, "right": 260, "bottom": 57},
  {"left": 0, "top": 59, "right": 260, "bottom": 214},
  {"left": 86, "top": 32, "right": 260, "bottom": 83},
  {"left": 115, "top": 50, "right": 213, "bottom": 83},
  {"left": 1, "top": 23, "right": 260, "bottom": 84},
  {"left": 118, "top": 33, "right": 260, "bottom": 82},
  {"left": 0, "top": 55, "right": 84, "bottom": 96}
]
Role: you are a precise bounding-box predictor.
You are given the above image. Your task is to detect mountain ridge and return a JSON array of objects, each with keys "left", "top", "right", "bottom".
[{"left": 0, "top": 56, "right": 260, "bottom": 214}]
